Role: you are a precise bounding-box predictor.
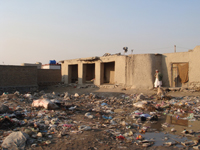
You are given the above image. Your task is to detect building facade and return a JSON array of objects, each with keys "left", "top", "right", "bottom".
[{"left": 60, "top": 45, "right": 200, "bottom": 89}]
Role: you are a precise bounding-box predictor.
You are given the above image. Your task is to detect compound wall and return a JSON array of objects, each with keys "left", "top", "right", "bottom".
[
  {"left": 37, "top": 69, "right": 61, "bottom": 86},
  {"left": 162, "top": 46, "right": 200, "bottom": 88},
  {"left": 0, "top": 65, "right": 38, "bottom": 93},
  {"left": 0, "top": 65, "right": 62, "bottom": 93},
  {"left": 0, "top": 65, "right": 37, "bottom": 87}
]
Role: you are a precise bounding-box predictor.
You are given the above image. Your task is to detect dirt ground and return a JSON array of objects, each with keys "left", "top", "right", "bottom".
[
  {"left": 44, "top": 85, "right": 200, "bottom": 97},
  {"left": 1, "top": 85, "right": 200, "bottom": 150},
  {"left": 39, "top": 86, "right": 200, "bottom": 150}
]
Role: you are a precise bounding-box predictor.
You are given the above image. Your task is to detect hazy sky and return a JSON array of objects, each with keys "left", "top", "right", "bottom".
[{"left": 0, "top": 0, "right": 200, "bottom": 65}]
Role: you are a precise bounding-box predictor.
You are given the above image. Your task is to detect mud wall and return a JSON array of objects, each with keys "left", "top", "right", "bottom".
[
  {"left": 37, "top": 69, "right": 61, "bottom": 86},
  {"left": 126, "top": 54, "right": 162, "bottom": 89},
  {"left": 61, "top": 59, "right": 80, "bottom": 84},
  {"left": 61, "top": 56, "right": 127, "bottom": 86},
  {"left": 162, "top": 52, "right": 190, "bottom": 87},
  {"left": 161, "top": 46, "right": 200, "bottom": 88},
  {"left": 188, "top": 46, "right": 200, "bottom": 88},
  {"left": 96, "top": 55, "right": 126, "bottom": 85},
  {"left": 60, "top": 46, "right": 200, "bottom": 89},
  {"left": 114, "top": 56, "right": 126, "bottom": 85}
]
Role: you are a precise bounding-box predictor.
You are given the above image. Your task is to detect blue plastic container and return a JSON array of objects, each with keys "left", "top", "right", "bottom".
[{"left": 49, "top": 60, "right": 56, "bottom": 64}]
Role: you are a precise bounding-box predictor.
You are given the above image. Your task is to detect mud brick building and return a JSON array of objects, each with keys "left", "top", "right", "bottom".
[{"left": 60, "top": 45, "right": 200, "bottom": 89}]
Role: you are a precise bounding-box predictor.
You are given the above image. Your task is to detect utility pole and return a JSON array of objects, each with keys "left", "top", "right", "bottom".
[{"left": 174, "top": 45, "right": 176, "bottom": 53}]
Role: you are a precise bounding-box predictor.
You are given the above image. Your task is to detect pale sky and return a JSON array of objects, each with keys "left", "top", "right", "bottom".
[{"left": 0, "top": 0, "right": 200, "bottom": 65}]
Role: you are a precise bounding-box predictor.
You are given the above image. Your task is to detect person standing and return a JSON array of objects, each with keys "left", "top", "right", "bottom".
[{"left": 154, "top": 70, "right": 163, "bottom": 88}]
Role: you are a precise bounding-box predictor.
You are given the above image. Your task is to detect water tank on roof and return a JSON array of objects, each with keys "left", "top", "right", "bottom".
[{"left": 49, "top": 60, "right": 56, "bottom": 64}]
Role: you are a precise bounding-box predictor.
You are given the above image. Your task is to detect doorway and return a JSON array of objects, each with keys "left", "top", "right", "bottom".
[
  {"left": 101, "top": 62, "right": 115, "bottom": 84},
  {"left": 68, "top": 64, "right": 78, "bottom": 83},
  {"left": 171, "top": 63, "right": 189, "bottom": 87},
  {"left": 83, "top": 64, "right": 95, "bottom": 84}
]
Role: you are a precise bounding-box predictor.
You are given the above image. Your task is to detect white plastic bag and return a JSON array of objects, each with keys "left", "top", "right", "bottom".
[
  {"left": 133, "top": 101, "right": 147, "bottom": 108},
  {"left": 32, "top": 99, "right": 59, "bottom": 110}
]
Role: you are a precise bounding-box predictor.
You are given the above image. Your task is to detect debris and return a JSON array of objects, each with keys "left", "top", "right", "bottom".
[
  {"left": 0, "top": 104, "right": 10, "bottom": 113},
  {"left": 85, "top": 112, "right": 94, "bottom": 119},
  {"left": 78, "top": 125, "right": 91, "bottom": 131},
  {"left": 74, "top": 93, "right": 79, "bottom": 97},
  {"left": 1, "top": 131, "right": 29, "bottom": 150},
  {"left": 0, "top": 85, "right": 200, "bottom": 149},
  {"left": 32, "top": 98, "right": 59, "bottom": 110},
  {"left": 133, "top": 101, "right": 147, "bottom": 108},
  {"left": 136, "top": 93, "right": 146, "bottom": 101},
  {"left": 171, "top": 128, "right": 176, "bottom": 132},
  {"left": 116, "top": 135, "right": 125, "bottom": 140}
]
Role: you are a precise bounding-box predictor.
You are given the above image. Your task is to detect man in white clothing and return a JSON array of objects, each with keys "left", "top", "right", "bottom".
[{"left": 154, "top": 70, "right": 163, "bottom": 88}]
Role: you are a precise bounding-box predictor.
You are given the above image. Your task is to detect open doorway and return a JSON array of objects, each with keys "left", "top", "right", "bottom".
[
  {"left": 101, "top": 62, "right": 115, "bottom": 84},
  {"left": 83, "top": 64, "right": 95, "bottom": 84},
  {"left": 68, "top": 64, "right": 78, "bottom": 83},
  {"left": 171, "top": 63, "right": 189, "bottom": 87}
]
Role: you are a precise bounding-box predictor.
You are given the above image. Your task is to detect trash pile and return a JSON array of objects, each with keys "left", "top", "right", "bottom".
[{"left": 1, "top": 90, "right": 200, "bottom": 149}]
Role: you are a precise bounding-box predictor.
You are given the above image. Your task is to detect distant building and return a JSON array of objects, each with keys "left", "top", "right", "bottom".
[
  {"left": 41, "top": 64, "right": 61, "bottom": 69},
  {"left": 21, "top": 62, "right": 42, "bottom": 69},
  {"left": 21, "top": 60, "right": 61, "bottom": 70}
]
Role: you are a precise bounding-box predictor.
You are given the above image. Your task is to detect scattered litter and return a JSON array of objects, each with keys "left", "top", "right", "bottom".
[{"left": 0, "top": 85, "right": 200, "bottom": 149}]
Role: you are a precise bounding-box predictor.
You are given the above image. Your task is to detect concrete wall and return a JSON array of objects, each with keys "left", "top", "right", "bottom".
[{"left": 37, "top": 69, "right": 61, "bottom": 86}]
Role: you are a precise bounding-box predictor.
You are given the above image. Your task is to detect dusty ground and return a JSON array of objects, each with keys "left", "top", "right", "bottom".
[
  {"left": 40, "top": 85, "right": 200, "bottom": 150},
  {"left": 1, "top": 85, "right": 200, "bottom": 150},
  {"left": 44, "top": 85, "right": 200, "bottom": 97}
]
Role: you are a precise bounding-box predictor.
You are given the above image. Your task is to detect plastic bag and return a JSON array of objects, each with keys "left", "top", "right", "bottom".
[{"left": 32, "top": 99, "right": 59, "bottom": 110}]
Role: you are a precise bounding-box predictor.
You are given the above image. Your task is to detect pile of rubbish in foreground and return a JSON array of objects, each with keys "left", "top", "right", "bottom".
[{"left": 0, "top": 90, "right": 200, "bottom": 149}]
